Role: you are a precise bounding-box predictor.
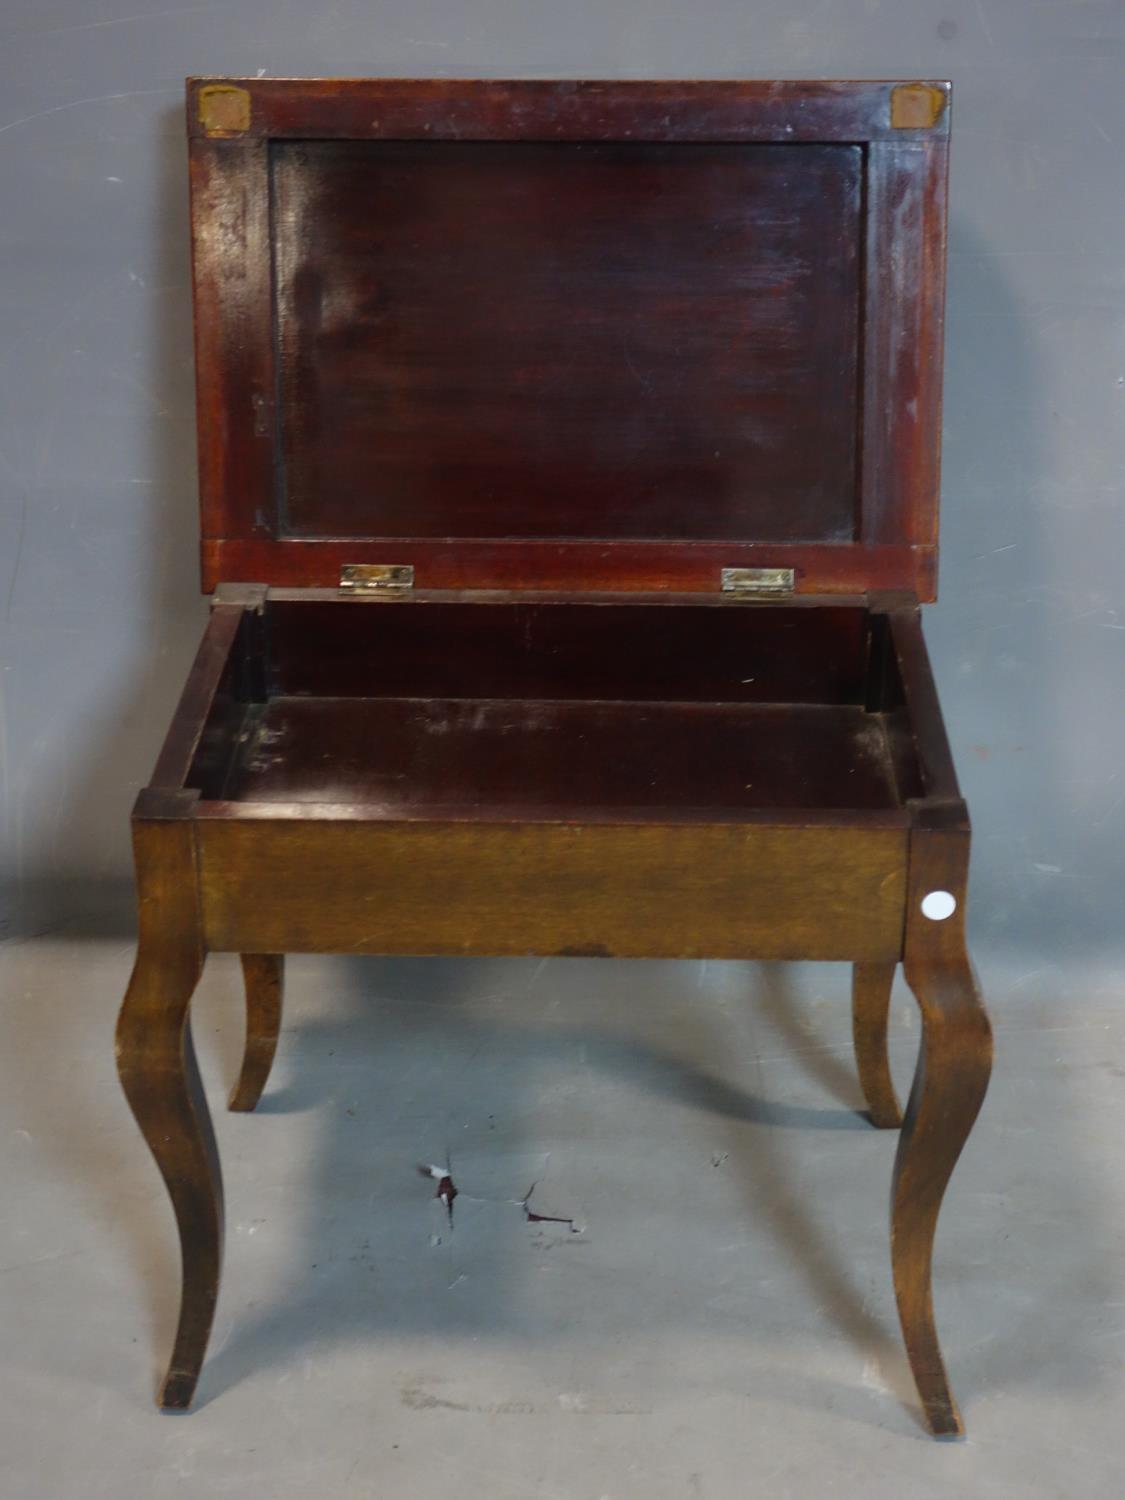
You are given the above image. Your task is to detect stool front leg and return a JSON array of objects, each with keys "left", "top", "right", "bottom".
[
  {"left": 229, "top": 954, "right": 284, "bottom": 1111},
  {"left": 852, "top": 962, "right": 903, "bottom": 1128},
  {"left": 115, "top": 810, "right": 223, "bottom": 1410},
  {"left": 891, "top": 829, "right": 992, "bottom": 1438}
]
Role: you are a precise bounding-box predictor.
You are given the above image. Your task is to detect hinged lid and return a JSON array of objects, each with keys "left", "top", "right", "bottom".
[{"left": 188, "top": 78, "right": 950, "bottom": 598}]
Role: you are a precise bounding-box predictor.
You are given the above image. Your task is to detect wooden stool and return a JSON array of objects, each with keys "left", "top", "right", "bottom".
[{"left": 117, "top": 77, "right": 992, "bottom": 1435}]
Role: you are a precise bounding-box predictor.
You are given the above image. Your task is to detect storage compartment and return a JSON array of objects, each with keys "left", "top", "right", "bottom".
[{"left": 184, "top": 597, "right": 925, "bottom": 817}]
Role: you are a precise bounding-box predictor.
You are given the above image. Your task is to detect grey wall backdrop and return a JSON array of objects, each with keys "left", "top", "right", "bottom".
[{"left": 0, "top": 1, "right": 1122, "bottom": 965}]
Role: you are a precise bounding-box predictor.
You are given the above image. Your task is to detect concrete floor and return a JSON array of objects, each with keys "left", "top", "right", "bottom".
[{"left": 1, "top": 938, "right": 1121, "bottom": 1498}]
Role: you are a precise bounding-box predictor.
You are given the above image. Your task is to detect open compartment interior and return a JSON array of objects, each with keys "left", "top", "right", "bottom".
[{"left": 185, "top": 599, "right": 925, "bottom": 818}]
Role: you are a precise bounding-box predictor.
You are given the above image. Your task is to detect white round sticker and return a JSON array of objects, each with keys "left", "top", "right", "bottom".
[{"left": 921, "top": 890, "right": 957, "bottom": 922}]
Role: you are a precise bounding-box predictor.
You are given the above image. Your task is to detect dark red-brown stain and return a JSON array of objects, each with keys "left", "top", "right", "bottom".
[{"left": 273, "top": 141, "right": 863, "bottom": 546}]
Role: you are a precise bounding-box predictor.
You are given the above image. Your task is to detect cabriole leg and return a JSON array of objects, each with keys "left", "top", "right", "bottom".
[
  {"left": 229, "top": 954, "right": 284, "bottom": 1111},
  {"left": 852, "top": 961, "right": 903, "bottom": 1128},
  {"left": 891, "top": 828, "right": 992, "bottom": 1438},
  {"left": 115, "top": 802, "right": 223, "bottom": 1410}
]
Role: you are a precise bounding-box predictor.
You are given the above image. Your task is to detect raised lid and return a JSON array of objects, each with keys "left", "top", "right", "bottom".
[{"left": 188, "top": 78, "right": 950, "bottom": 597}]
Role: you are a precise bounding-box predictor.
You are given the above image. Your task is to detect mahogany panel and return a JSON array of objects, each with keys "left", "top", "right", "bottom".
[
  {"left": 186, "top": 77, "right": 949, "bottom": 144},
  {"left": 224, "top": 697, "right": 902, "bottom": 813},
  {"left": 274, "top": 140, "right": 862, "bottom": 546},
  {"left": 860, "top": 139, "right": 949, "bottom": 547},
  {"left": 189, "top": 140, "right": 275, "bottom": 546},
  {"left": 263, "top": 597, "right": 869, "bottom": 703},
  {"left": 201, "top": 538, "right": 937, "bottom": 597},
  {"left": 151, "top": 605, "right": 246, "bottom": 790},
  {"left": 887, "top": 605, "right": 963, "bottom": 805}
]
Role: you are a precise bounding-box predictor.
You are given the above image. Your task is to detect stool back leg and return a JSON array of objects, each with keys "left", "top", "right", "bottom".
[
  {"left": 229, "top": 954, "right": 284, "bottom": 1111},
  {"left": 852, "top": 961, "right": 903, "bottom": 1128}
]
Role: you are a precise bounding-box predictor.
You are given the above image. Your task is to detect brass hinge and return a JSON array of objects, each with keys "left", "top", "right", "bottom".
[
  {"left": 339, "top": 564, "right": 415, "bottom": 595},
  {"left": 720, "top": 567, "right": 795, "bottom": 598}
]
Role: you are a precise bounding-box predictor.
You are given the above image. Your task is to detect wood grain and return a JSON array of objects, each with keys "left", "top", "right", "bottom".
[
  {"left": 189, "top": 138, "right": 275, "bottom": 548},
  {"left": 223, "top": 698, "right": 905, "bottom": 814},
  {"left": 852, "top": 961, "right": 903, "bottom": 1129},
  {"left": 262, "top": 594, "right": 871, "bottom": 704},
  {"left": 201, "top": 538, "right": 937, "bottom": 598},
  {"left": 187, "top": 78, "right": 950, "bottom": 599},
  {"left": 859, "top": 138, "right": 949, "bottom": 549},
  {"left": 273, "top": 140, "right": 862, "bottom": 547},
  {"left": 115, "top": 795, "right": 222, "bottom": 1410},
  {"left": 229, "top": 954, "right": 284, "bottom": 1112},
  {"left": 185, "top": 77, "right": 950, "bottom": 143},
  {"left": 150, "top": 604, "right": 245, "bottom": 789},
  {"left": 893, "top": 823, "right": 992, "bottom": 1436},
  {"left": 194, "top": 818, "right": 908, "bottom": 961},
  {"left": 887, "top": 605, "right": 964, "bottom": 805}
]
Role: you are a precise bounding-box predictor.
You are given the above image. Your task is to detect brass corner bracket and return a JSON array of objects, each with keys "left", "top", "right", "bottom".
[
  {"left": 198, "top": 83, "right": 252, "bottom": 138},
  {"left": 890, "top": 83, "right": 947, "bottom": 130}
]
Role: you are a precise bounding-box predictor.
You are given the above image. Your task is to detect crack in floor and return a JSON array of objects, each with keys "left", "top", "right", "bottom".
[{"left": 418, "top": 1155, "right": 582, "bottom": 1240}]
